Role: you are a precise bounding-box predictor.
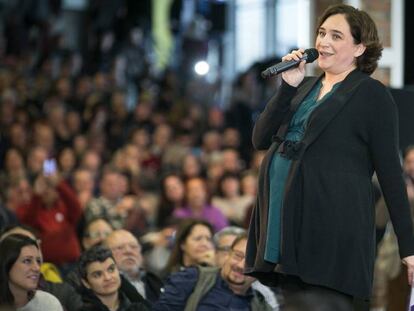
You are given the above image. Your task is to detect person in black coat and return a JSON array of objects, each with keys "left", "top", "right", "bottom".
[
  {"left": 245, "top": 4, "right": 414, "bottom": 311},
  {"left": 77, "top": 245, "right": 150, "bottom": 311}
]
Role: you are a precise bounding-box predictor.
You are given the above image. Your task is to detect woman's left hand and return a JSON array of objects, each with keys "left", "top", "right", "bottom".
[{"left": 402, "top": 255, "right": 414, "bottom": 285}]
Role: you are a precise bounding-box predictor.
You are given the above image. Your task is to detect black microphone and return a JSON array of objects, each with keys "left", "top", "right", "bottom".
[{"left": 261, "top": 48, "right": 319, "bottom": 79}]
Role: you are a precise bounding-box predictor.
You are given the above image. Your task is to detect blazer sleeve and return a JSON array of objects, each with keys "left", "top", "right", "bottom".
[
  {"left": 366, "top": 80, "right": 414, "bottom": 258},
  {"left": 252, "top": 79, "right": 297, "bottom": 150}
]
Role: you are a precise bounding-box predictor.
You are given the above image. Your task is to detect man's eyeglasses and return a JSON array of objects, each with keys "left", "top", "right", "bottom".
[
  {"left": 85, "top": 231, "right": 112, "bottom": 239},
  {"left": 111, "top": 243, "right": 141, "bottom": 253},
  {"left": 230, "top": 250, "right": 245, "bottom": 262},
  {"left": 216, "top": 245, "right": 232, "bottom": 253}
]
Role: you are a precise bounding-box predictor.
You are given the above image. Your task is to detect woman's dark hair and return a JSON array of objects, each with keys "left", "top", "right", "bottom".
[
  {"left": 216, "top": 172, "right": 241, "bottom": 197},
  {"left": 156, "top": 172, "right": 184, "bottom": 228},
  {"left": 163, "top": 219, "right": 214, "bottom": 276},
  {"left": 317, "top": 4, "right": 383, "bottom": 75},
  {"left": 0, "top": 234, "right": 39, "bottom": 305}
]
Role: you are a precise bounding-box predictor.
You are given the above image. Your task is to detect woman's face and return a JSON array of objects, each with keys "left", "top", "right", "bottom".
[
  {"left": 9, "top": 245, "right": 41, "bottom": 293},
  {"left": 221, "top": 177, "right": 240, "bottom": 197},
  {"left": 83, "top": 219, "right": 113, "bottom": 250},
  {"left": 315, "top": 14, "right": 365, "bottom": 75},
  {"left": 5, "top": 149, "right": 24, "bottom": 171},
  {"left": 241, "top": 175, "right": 257, "bottom": 196},
  {"left": 186, "top": 179, "right": 208, "bottom": 208},
  {"left": 164, "top": 176, "right": 184, "bottom": 204},
  {"left": 59, "top": 148, "right": 76, "bottom": 172},
  {"left": 183, "top": 155, "right": 201, "bottom": 178},
  {"left": 132, "top": 129, "right": 150, "bottom": 148},
  {"left": 181, "top": 224, "right": 214, "bottom": 266}
]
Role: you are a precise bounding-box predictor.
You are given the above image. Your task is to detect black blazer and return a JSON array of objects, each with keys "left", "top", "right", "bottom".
[{"left": 245, "top": 69, "right": 414, "bottom": 299}]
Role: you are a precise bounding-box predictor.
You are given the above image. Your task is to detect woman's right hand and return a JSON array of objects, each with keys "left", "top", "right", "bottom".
[{"left": 281, "top": 49, "right": 306, "bottom": 87}]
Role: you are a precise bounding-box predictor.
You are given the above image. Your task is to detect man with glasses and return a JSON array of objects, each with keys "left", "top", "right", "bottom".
[
  {"left": 81, "top": 217, "right": 113, "bottom": 250},
  {"left": 153, "top": 233, "right": 272, "bottom": 310},
  {"left": 214, "top": 227, "right": 280, "bottom": 310},
  {"left": 105, "top": 229, "right": 163, "bottom": 304},
  {"left": 214, "top": 226, "right": 246, "bottom": 267}
]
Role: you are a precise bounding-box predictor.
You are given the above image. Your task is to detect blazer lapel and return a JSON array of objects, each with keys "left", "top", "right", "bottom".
[
  {"left": 290, "top": 76, "right": 320, "bottom": 113},
  {"left": 302, "top": 70, "right": 369, "bottom": 149}
]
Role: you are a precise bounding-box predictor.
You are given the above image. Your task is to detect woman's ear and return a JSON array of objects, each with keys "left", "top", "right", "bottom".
[{"left": 354, "top": 43, "right": 366, "bottom": 58}]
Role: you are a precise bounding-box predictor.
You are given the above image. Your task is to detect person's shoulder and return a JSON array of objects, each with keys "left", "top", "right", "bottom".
[
  {"left": 172, "top": 207, "right": 188, "bottom": 217},
  {"left": 36, "top": 289, "right": 61, "bottom": 299},
  {"left": 34, "top": 290, "right": 64, "bottom": 310},
  {"left": 170, "top": 266, "right": 200, "bottom": 280},
  {"left": 359, "top": 75, "right": 387, "bottom": 89},
  {"left": 351, "top": 75, "right": 393, "bottom": 104},
  {"left": 143, "top": 270, "right": 164, "bottom": 286},
  {"left": 163, "top": 266, "right": 202, "bottom": 289},
  {"left": 125, "top": 301, "right": 151, "bottom": 311}
]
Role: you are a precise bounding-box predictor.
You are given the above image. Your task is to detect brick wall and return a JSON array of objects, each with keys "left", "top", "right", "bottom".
[{"left": 361, "top": 0, "right": 391, "bottom": 47}]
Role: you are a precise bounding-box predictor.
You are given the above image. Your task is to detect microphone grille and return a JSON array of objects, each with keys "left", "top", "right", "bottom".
[{"left": 304, "top": 48, "right": 319, "bottom": 63}]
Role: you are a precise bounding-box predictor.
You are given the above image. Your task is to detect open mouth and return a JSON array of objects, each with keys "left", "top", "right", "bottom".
[
  {"left": 319, "top": 51, "right": 333, "bottom": 57},
  {"left": 231, "top": 268, "right": 244, "bottom": 278},
  {"left": 28, "top": 275, "right": 39, "bottom": 281}
]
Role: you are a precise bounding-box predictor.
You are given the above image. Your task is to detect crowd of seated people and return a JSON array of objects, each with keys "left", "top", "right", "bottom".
[{"left": 0, "top": 5, "right": 274, "bottom": 308}]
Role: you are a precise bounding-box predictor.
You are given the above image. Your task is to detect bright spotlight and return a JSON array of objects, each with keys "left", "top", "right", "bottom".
[{"left": 194, "top": 61, "right": 210, "bottom": 76}]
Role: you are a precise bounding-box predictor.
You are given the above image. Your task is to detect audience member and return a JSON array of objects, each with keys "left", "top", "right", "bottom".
[
  {"left": 212, "top": 172, "right": 254, "bottom": 226},
  {"left": 153, "top": 234, "right": 272, "bottom": 310},
  {"left": 77, "top": 245, "right": 150, "bottom": 311},
  {"left": 15, "top": 172, "right": 82, "bottom": 271},
  {"left": 0, "top": 225, "right": 83, "bottom": 311},
  {"left": 3, "top": 176, "right": 32, "bottom": 215},
  {"left": 105, "top": 230, "right": 163, "bottom": 304},
  {"left": 0, "top": 234, "right": 63, "bottom": 310},
  {"left": 25, "top": 146, "right": 48, "bottom": 182},
  {"left": 163, "top": 219, "right": 216, "bottom": 277},
  {"left": 72, "top": 168, "right": 96, "bottom": 209},
  {"left": 84, "top": 170, "right": 126, "bottom": 229},
  {"left": 181, "top": 153, "right": 204, "bottom": 180},
  {"left": 173, "top": 177, "right": 228, "bottom": 232},
  {"left": 213, "top": 226, "right": 247, "bottom": 268},
  {"left": 214, "top": 226, "right": 280, "bottom": 310},
  {"left": 82, "top": 218, "right": 114, "bottom": 250},
  {"left": 156, "top": 173, "right": 185, "bottom": 228}
]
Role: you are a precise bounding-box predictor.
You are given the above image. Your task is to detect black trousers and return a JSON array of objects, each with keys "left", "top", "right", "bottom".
[{"left": 277, "top": 274, "right": 370, "bottom": 311}]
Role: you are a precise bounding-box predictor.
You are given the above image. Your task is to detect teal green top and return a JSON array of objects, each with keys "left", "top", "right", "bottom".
[{"left": 264, "top": 80, "right": 341, "bottom": 263}]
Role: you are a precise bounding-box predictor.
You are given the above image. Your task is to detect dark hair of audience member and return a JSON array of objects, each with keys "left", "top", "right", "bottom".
[
  {"left": 215, "top": 171, "right": 241, "bottom": 197},
  {"left": 156, "top": 172, "right": 185, "bottom": 228},
  {"left": 77, "top": 245, "right": 114, "bottom": 280}
]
